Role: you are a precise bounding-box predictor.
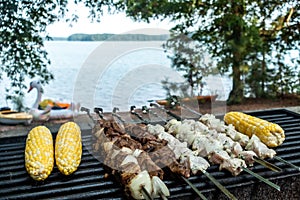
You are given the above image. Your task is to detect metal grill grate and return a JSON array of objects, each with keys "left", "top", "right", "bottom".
[{"left": 0, "top": 109, "right": 299, "bottom": 199}]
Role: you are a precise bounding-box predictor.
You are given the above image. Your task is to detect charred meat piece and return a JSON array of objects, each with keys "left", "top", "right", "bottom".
[
  {"left": 148, "top": 143, "right": 191, "bottom": 178},
  {"left": 113, "top": 135, "right": 143, "bottom": 151},
  {"left": 135, "top": 150, "right": 164, "bottom": 179},
  {"left": 126, "top": 124, "right": 191, "bottom": 178},
  {"left": 125, "top": 124, "right": 158, "bottom": 144}
]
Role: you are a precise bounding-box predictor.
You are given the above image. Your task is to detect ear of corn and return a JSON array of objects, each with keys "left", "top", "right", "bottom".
[
  {"left": 25, "top": 126, "right": 54, "bottom": 181},
  {"left": 224, "top": 112, "right": 285, "bottom": 147},
  {"left": 55, "top": 122, "right": 82, "bottom": 175}
]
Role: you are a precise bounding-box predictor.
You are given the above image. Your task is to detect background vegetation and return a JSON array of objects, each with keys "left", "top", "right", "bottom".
[{"left": 1, "top": 0, "right": 299, "bottom": 110}]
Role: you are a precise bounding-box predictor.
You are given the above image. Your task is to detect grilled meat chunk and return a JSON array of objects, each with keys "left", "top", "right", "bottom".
[
  {"left": 209, "top": 150, "right": 246, "bottom": 176},
  {"left": 126, "top": 124, "right": 191, "bottom": 178},
  {"left": 246, "top": 135, "right": 276, "bottom": 159}
]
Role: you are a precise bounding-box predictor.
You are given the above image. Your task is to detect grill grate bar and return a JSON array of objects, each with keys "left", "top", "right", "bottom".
[
  {"left": 1, "top": 182, "right": 123, "bottom": 200},
  {"left": 1, "top": 173, "right": 118, "bottom": 197}
]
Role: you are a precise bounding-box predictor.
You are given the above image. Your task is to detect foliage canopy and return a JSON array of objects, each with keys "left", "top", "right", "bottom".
[{"left": 1, "top": 0, "right": 299, "bottom": 109}]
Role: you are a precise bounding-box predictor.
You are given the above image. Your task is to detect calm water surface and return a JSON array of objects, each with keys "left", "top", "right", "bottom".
[{"left": 1, "top": 41, "right": 231, "bottom": 111}]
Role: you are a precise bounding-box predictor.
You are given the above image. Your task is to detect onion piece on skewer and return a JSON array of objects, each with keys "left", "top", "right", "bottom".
[
  {"left": 152, "top": 176, "right": 170, "bottom": 198},
  {"left": 128, "top": 170, "right": 152, "bottom": 200}
]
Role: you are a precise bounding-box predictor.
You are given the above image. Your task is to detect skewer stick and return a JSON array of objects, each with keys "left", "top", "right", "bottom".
[
  {"left": 150, "top": 103, "right": 182, "bottom": 121},
  {"left": 273, "top": 156, "right": 300, "bottom": 171},
  {"left": 141, "top": 187, "right": 154, "bottom": 200},
  {"left": 131, "top": 106, "right": 149, "bottom": 124},
  {"left": 157, "top": 190, "right": 168, "bottom": 200},
  {"left": 80, "top": 106, "right": 94, "bottom": 121},
  {"left": 167, "top": 96, "right": 203, "bottom": 117},
  {"left": 151, "top": 104, "right": 282, "bottom": 192},
  {"left": 94, "top": 107, "right": 105, "bottom": 119},
  {"left": 201, "top": 170, "right": 237, "bottom": 200},
  {"left": 253, "top": 157, "right": 281, "bottom": 172},
  {"left": 181, "top": 103, "right": 203, "bottom": 117},
  {"left": 112, "top": 107, "right": 126, "bottom": 124},
  {"left": 242, "top": 167, "right": 280, "bottom": 191},
  {"left": 181, "top": 176, "right": 208, "bottom": 200},
  {"left": 139, "top": 106, "right": 237, "bottom": 200},
  {"left": 143, "top": 106, "right": 167, "bottom": 123},
  {"left": 80, "top": 106, "right": 95, "bottom": 128}
]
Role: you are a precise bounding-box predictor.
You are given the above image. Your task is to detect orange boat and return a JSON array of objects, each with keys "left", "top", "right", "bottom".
[{"left": 38, "top": 99, "right": 71, "bottom": 110}]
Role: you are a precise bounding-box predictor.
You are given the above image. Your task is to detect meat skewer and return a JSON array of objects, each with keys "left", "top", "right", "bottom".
[
  {"left": 149, "top": 103, "right": 281, "bottom": 191},
  {"left": 113, "top": 107, "right": 209, "bottom": 200},
  {"left": 200, "top": 113, "right": 300, "bottom": 171},
  {"left": 82, "top": 107, "right": 168, "bottom": 200},
  {"left": 100, "top": 108, "right": 173, "bottom": 200},
  {"left": 164, "top": 118, "right": 281, "bottom": 191},
  {"left": 179, "top": 114, "right": 281, "bottom": 172},
  {"left": 177, "top": 102, "right": 300, "bottom": 171},
  {"left": 131, "top": 106, "right": 238, "bottom": 200},
  {"left": 199, "top": 114, "right": 281, "bottom": 170},
  {"left": 162, "top": 99, "right": 282, "bottom": 169},
  {"left": 93, "top": 119, "right": 169, "bottom": 199}
]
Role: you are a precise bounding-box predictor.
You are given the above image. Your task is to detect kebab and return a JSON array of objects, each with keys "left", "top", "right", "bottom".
[
  {"left": 130, "top": 106, "right": 238, "bottom": 200},
  {"left": 149, "top": 104, "right": 280, "bottom": 191},
  {"left": 83, "top": 107, "right": 170, "bottom": 200},
  {"left": 167, "top": 117, "right": 279, "bottom": 171},
  {"left": 184, "top": 109, "right": 299, "bottom": 170},
  {"left": 112, "top": 107, "right": 209, "bottom": 200},
  {"left": 168, "top": 99, "right": 277, "bottom": 158},
  {"left": 214, "top": 112, "right": 299, "bottom": 170},
  {"left": 93, "top": 120, "right": 170, "bottom": 199}
]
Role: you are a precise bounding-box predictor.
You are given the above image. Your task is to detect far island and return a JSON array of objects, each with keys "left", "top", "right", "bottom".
[{"left": 66, "top": 33, "right": 169, "bottom": 41}]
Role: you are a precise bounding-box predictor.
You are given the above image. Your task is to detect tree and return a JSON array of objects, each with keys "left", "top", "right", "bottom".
[
  {"left": 0, "top": 0, "right": 61, "bottom": 109},
  {"left": 245, "top": 3, "right": 300, "bottom": 98},
  {"left": 111, "top": 0, "right": 300, "bottom": 104},
  {"left": 163, "top": 32, "right": 214, "bottom": 97}
]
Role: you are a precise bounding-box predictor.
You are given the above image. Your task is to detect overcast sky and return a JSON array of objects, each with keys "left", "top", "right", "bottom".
[{"left": 46, "top": 4, "right": 173, "bottom": 37}]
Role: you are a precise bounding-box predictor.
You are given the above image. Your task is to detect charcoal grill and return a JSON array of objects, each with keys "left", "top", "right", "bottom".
[{"left": 0, "top": 109, "right": 299, "bottom": 199}]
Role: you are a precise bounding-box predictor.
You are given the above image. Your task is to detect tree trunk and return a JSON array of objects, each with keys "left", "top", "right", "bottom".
[
  {"left": 227, "top": 1, "right": 245, "bottom": 105},
  {"left": 261, "top": 51, "right": 266, "bottom": 97},
  {"left": 228, "top": 64, "right": 244, "bottom": 105}
]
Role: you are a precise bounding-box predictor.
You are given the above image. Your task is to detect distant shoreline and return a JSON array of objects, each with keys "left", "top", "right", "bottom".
[{"left": 48, "top": 33, "right": 169, "bottom": 41}]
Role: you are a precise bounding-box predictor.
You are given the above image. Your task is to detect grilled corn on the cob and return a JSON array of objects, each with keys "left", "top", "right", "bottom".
[
  {"left": 55, "top": 122, "right": 82, "bottom": 175},
  {"left": 224, "top": 112, "right": 285, "bottom": 147},
  {"left": 25, "top": 126, "right": 54, "bottom": 181}
]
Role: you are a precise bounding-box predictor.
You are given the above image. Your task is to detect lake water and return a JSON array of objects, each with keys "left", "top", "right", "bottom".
[{"left": 0, "top": 41, "right": 232, "bottom": 112}]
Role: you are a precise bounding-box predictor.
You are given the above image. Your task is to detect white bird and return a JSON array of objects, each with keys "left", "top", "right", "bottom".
[{"left": 27, "top": 80, "right": 79, "bottom": 120}]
